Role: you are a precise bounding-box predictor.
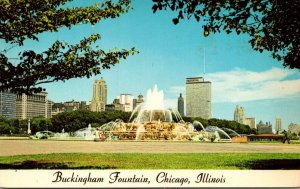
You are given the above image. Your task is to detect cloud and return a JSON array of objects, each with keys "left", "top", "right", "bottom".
[
  {"left": 206, "top": 67, "right": 300, "bottom": 103},
  {"left": 167, "top": 67, "right": 300, "bottom": 104}
]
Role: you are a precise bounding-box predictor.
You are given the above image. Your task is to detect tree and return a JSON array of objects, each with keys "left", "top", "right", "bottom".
[
  {"left": 19, "top": 119, "right": 29, "bottom": 134},
  {"left": 51, "top": 110, "right": 131, "bottom": 133},
  {"left": 152, "top": 0, "right": 300, "bottom": 69},
  {"left": 31, "top": 117, "right": 52, "bottom": 134},
  {"left": 0, "top": 116, "right": 11, "bottom": 134},
  {"left": 0, "top": 0, "right": 138, "bottom": 94},
  {"left": 7, "top": 118, "right": 20, "bottom": 134},
  {"left": 182, "top": 116, "right": 255, "bottom": 134},
  {"left": 0, "top": 121, "right": 11, "bottom": 134}
]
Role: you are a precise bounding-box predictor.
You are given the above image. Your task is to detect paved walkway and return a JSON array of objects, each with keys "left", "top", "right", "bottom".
[{"left": 1, "top": 139, "right": 300, "bottom": 156}]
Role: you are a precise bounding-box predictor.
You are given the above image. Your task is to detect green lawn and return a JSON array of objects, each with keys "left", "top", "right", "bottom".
[{"left": 0, "top": 153, "right": 299, "bottom": 169}]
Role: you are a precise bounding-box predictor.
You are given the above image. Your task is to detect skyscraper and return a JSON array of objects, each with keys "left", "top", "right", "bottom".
[
  {"left": 16, "top": 92, "right": 52, "bottom": 119},
  {"left": 275, "top": 118, "right": 282, "bottom": 133},
  {"left": 234, "top": 105, "right": 256, "bottom": 129},
  {"left": 90, "top": 78, "right": 107, "bottom": 112},
  {"left": 234, "top": 105, "right": 245, "bottom": 123},
  {"left": 177, "top": 93, "right": 184, "bottom": 117},
  {"left": 0, "top": 90, "right": 16, "bottom": 119},
  {"left": 186, "top": 77, "right": 211, "bottom": 119}
]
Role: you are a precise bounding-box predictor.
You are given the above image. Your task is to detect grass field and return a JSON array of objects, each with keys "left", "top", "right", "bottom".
[{"left": 0, "top": 153, "right": 299, "bottom": 169}]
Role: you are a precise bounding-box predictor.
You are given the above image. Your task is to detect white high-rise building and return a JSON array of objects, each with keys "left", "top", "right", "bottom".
[
  {"left": 119, "top": 94, "right": 133, "bottom": 112},
  {"left": 186, "top": 77, "right": 211, "bottom": 119},
  {"left": 234, "top": 105, "right": 246, "bottom": 123},
  {"left": 275, "top": 118, "right": 282, "bottom": 133},
  {"left": 16, "top": 92, "right": 52, "bottom": 119},
  {"left": 234, "top": 105, "right": 256, "bottom": 129},
  {"left": 90, "top": 78, "right": 107, "bottom": 112}
]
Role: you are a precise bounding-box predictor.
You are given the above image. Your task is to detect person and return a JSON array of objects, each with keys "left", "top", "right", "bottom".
[
  {"left": 101, "top": 131, "right": 107, "bottom": 141},
  {"left": 282, "top": 130, "right": 290, "bottom": 144}
]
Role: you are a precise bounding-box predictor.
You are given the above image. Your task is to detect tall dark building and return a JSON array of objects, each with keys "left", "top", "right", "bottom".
[
  {"left": 80, "top": 101, "right": 87, "bottom": 110},
  {"left": 0, "top": 91, "right": 16, "bottom": 119},
  {"left": 177, "top": 93, "right": 184, "bottom": 117},
  {"left": 133, "top": 94, "right": 144, "bottom": 110}
]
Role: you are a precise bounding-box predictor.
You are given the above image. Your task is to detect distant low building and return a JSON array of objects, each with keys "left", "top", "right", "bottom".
[
  {"left": 64, "top": 100, "right": 80, "bottom": 111},
  {"left": 105, "top": 104, "right": 115, "bottom": 112},
  {"left": 244, "top": 118, "right": 256, "bottom": 129},
  {"left": 133, "top": 94, "right": 144, "bottom": 110},
  {"left": 51, "top": 100, "right": 89, "bottom": 116},
  {"left": 51, "top": 107, "right": 64, "bottom": 117},
  {"left": 106, "top": 98, "right": 125, "bottom": 112},
  {"left": 257, "top": 121, "right": 272, "bottom": 134},
  {"left": 80, "top": 101, "right": 88, "bottom": 110},
  {"left": 51, "top": 103, "right": 65, "bottom": 116}
]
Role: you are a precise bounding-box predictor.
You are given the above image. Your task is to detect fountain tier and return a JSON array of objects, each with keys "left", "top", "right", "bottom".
[{"left": 96, "top": 85, "right": 214, "bottom": 141}]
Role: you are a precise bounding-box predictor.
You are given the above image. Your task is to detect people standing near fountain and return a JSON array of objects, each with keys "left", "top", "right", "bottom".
[
  {"left": 101, "top": 131, "right": 107, "bottom": 141},
  {"left": 282, "top": 130, "right": 291, "bottom": 144}
]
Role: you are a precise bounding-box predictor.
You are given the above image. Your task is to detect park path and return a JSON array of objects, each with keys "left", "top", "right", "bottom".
[{"left": 0, "top": 139, "right": 300, "bottom": 156}]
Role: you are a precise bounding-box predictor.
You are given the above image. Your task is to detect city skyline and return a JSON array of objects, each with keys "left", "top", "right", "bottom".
[
  {"left": 47, "top": 79, "right": 292, "bottom": 130},
  {"left": 1, "top": 1, "right": 299, "bottom": 129}
]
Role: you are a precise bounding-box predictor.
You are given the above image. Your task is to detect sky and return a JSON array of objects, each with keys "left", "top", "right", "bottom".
[{"left": 2, "top": 1, "right": 300, "bottom": 129}]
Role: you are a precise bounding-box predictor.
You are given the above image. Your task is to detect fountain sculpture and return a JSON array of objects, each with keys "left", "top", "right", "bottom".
[
  {"left": 74, "top": 124, "right": 95, "bottom": 140},
  {"left": 95, "top": 85, "right": 222, "bottom": 141}
]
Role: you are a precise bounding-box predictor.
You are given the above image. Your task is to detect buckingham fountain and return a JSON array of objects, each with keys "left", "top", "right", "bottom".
[{"left": 93, "top": 85, "right": 231, "bottom": 142}]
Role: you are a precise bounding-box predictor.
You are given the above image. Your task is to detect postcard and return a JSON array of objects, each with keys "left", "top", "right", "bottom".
[{"left": 0, "top": 0, "right": 299, "bottom": 188}]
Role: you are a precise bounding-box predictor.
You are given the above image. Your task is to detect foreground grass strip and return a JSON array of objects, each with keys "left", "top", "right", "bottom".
[{"left": 0, "top": 153, "right": 299, "bottom": 170}]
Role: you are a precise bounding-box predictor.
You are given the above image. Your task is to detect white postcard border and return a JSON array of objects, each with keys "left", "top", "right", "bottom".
[{"left": 0, "top": 170, "right": 299, "bottom": 188}]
